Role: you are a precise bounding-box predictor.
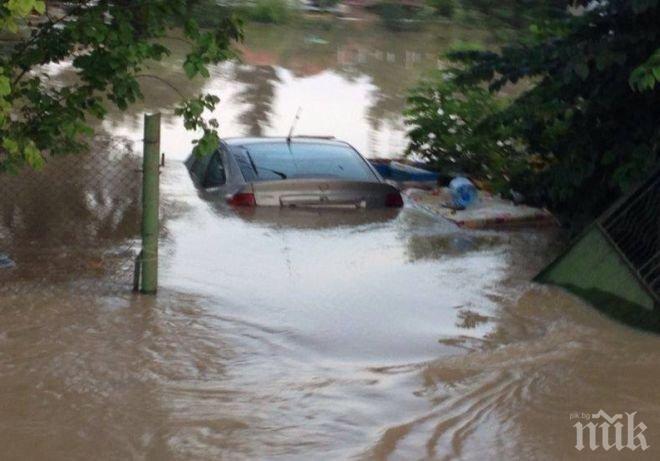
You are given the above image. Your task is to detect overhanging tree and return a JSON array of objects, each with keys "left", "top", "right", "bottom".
[
  {"left": 406, "top": 0, "right": 660, "bottom": 224},
  {"left": 0, "top": 0, "right": 242, "bottom": 172}
]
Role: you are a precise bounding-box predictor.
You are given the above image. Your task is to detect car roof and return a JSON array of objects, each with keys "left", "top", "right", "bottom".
[{"left": 222, "top": 136, "right": 351, "bottom": 148}]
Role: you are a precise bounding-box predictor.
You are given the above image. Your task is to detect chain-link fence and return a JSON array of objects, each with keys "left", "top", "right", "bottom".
[
  {"left": 0, "top": 136, "right": 142, "bottom": 293},
  {"left": 600, "top": 168, "right": 660, "bottom": 302}
]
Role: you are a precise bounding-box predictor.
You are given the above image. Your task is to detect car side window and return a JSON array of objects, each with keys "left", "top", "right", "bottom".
[
  {"left": 232, "top": 148, "right": 258, "bottom": 182},
  {"left": 205, "top": 150, "right": 226, "bottom": 187}
]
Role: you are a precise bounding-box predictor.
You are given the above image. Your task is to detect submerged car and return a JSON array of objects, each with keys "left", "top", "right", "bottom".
[{"left": 185, "top": 137, "right": 404, "bottom": 208}]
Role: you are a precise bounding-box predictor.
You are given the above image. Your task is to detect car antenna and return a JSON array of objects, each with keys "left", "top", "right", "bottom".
[{"left": 286, "top": 107, "right": 302, "bottom": 145}]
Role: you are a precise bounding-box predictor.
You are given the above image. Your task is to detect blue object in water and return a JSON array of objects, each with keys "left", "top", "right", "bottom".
[
  {"left": 371, "top": 161, "right": 439, "bottom": 182},
  {"left": 449, "top": 177, "right": 478, "bottom": 208},
  {"left": 371, "top": 162, "right": 391, "bottom": 177},
  {"left": 0, "top": 253, "right": 15, "bottom": 269}
]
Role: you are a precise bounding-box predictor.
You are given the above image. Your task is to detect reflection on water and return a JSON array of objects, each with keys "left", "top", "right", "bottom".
[
  {"left": 102, "top": 20, "right": 499, "bottom": 159},
  {"left": 0, "top": 136, "right": 141, "bottom": 286},
  {"left": 233, "top": 21, "right": 496, "bottom": 157},
  {"left": 406, "top": 233, "right": 503, "bottom": 260},
  {"left": 233, "top": 64, "right": 281, "bottom": 136}
]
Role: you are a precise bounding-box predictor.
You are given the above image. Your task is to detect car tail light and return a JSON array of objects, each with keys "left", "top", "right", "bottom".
[
  {"left": 227, "top": 192, "right": 256, "bottom": 207},
  {"left": 385, "top": 192, "right": 404, "bottom": 208}
]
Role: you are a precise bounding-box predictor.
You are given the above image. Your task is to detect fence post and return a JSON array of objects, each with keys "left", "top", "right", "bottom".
[{"left": 141, "top": 113, "right": 160, "bottom": 294}]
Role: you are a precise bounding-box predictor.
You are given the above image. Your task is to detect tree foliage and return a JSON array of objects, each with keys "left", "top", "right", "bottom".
[
  {"left": 405, "top": 66, "right": 532, "bottom": 192},
  {"left": 406, "top": 0, "right": 660, "bottom": 224},
  {"left": 0, "top": 0, "right": 242, "bottom": 172}
]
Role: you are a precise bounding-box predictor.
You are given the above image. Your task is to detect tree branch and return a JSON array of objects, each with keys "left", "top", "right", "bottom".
[{"left": 134, "top": 74, "right": 186, "bottom": 99}]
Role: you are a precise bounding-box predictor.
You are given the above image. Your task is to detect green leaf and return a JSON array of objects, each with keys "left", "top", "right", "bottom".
[
  {"left": 189, "top": 100, "right": 203, "bottom": 117},
  {"left": 0, "top": 76, "right": 10, "bottom": 97},
  {"left": 34, "top": 1, "right": 46, "bottom": 14},
  {"left": 2, "top": 137, "right": 19, "bottom": 155},
  {"left": 642, "top": 73, "right": 656, "bottom": 90},
  {"left": 23, "top": 142, "right": 44, "bottom": 169},
  {"left": 184, "top": 19, "right": 199, "bottom": 39},
  {"left": 652, "top": 66, "right": 660, "bottom": 81},
  {"left": 183, "top": 61, "right": 197, "bottom": 78}
]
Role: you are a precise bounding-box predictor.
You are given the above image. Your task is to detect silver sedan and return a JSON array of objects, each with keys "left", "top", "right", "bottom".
[{"left": 186, "top": 137, "right": 404, "bottom": 209}]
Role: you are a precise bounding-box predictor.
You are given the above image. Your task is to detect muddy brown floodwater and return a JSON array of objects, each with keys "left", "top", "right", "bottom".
[{"left": 2, "top": 18, "right": 660, "bottom": 461}]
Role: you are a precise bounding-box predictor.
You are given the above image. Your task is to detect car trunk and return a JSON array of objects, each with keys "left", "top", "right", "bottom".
[{"left": 247, "top": 179, "right": 401, "bottom": 209}]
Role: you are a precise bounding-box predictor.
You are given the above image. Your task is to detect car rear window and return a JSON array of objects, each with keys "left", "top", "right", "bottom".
[{"left": 232, "top": 143, "right": 377, "bottom": 182}]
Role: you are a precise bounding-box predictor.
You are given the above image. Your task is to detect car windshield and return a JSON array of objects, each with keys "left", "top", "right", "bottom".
[{"left": 232, "top": 142, "right": 377, "bottom": 182}]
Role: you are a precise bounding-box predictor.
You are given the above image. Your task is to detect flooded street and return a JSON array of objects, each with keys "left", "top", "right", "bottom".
[{"left": 2, "top": 16, "right": 660, "bottom": 461}]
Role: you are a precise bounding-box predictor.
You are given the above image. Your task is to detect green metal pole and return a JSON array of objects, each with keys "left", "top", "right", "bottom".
[{"left": 141, "top": 113, "right": 160, "bottom": 294}]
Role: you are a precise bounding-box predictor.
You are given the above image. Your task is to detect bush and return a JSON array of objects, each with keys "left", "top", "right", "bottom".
[
  {"left": 405, "top": 0, "right": 660, "bottom": 225},
  {"left": 405, "top": 68, "right": 529, "bottom": 191},
  {"left": 245, "top": 0, "right": 294, "bottom": 24}
]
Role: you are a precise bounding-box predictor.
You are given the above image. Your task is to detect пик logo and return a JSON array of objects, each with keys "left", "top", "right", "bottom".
[{"left": 571, "top": 410, "right": 649, "bottom": 451}]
